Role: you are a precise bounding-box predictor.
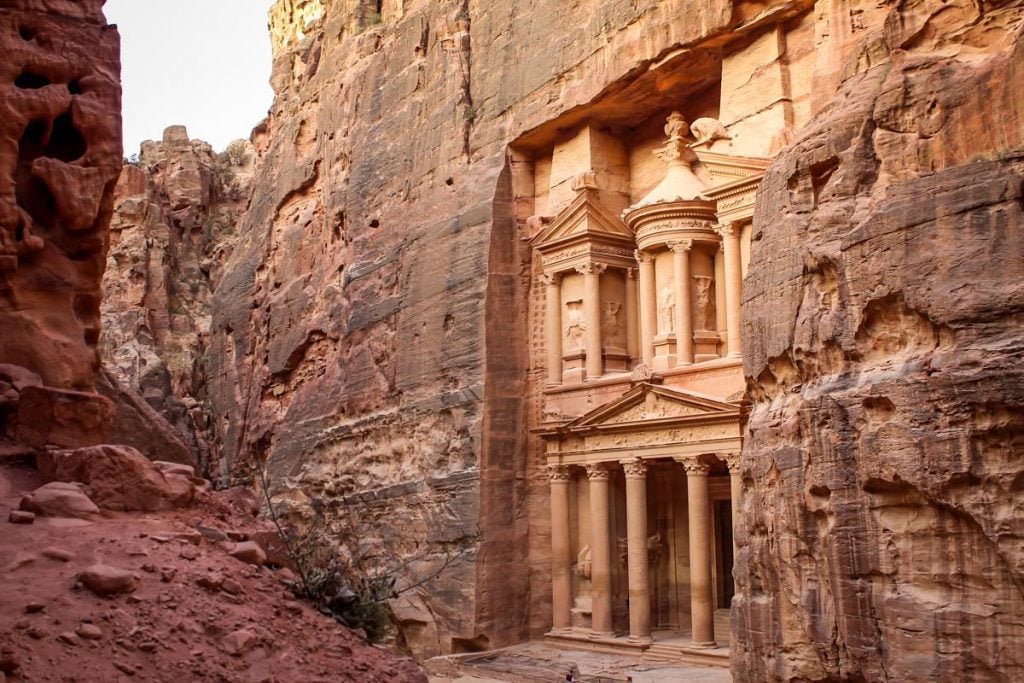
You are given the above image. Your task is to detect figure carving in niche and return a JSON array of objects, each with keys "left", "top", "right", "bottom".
[
  {"left": 564, "top": 300, "right": 585, "bottom": 351},
  {"left": 692, "top": 276, "right": 715, "bottom": 330},
  {"left": 601, "top": 300, "right": 625, "bottom": 349},
  {"left": 688, "top": 117, "right": 732, "bottom": 148},
  {"left": 657, "top": 283, "right": 675, "bottom": 334},
  {"left": 576, "top": 545, "right": 592, "bottom": 580}
]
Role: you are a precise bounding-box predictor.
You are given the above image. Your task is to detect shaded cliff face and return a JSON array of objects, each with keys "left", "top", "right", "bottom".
[
  {"left": 735, "top": 0, "right": 1024, "bottom": 680},
  {"left": 209, "top": 0, "right": 739, "bottom": 657},
  {"left": 101, "top": 127, "right": 254, "bottom": 472},
  {"left": 0, "top": 0, "right": 121, "bottom": 390}
]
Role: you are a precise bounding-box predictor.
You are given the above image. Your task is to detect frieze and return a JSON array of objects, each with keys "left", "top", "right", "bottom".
[{"left": 543, "top": 245, "right": 636, "bottom": 265}]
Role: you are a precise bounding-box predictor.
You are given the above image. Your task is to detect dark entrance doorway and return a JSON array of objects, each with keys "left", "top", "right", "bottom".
[{"left": 715, "top": 500, "right": 734, "bottom": 608}]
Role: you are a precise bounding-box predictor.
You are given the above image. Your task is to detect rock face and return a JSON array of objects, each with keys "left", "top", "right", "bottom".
[
  {"left": 735, "top": 4, "right": 1024, "bottom": 682},
  {"left": 100, "top": 128, "right": 254, "bottom": 472},
  {"left": 0, "top": 0, "right": 121, "bottom": 391}
]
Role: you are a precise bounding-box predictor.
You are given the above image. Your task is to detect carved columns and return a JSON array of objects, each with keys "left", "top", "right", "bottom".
[
  {"left": 543, "top": 273, "right": 563, "bottom": 386},
  {"left": 717, "top": 223, "right": 743, "bottom": 358},
  {"left": 722, "top": 452, "right": 742, "bottom": 557},
  {"left": 586, "top": 463, "right": 614, "bottom": 637},
  {"left": 623, "top": 458, "right": 652, "bottom": 642},
  {"left": 635, "top": 250, "right": 656, "bottom": 367},
  {"left": 577, "top": 263, "right": 606, "bottom": 379},
  {"left": 681, "top": 458, "right": 716, "bottom": 647},
  {"left": 669, "top": 241, "right": 694, "bottom": 365},
  {"left": 625, "top": 268, "right": 639, "bottom": 365},
  {"left": 548, "top": 465, "right": 572, "bottom": 633}
]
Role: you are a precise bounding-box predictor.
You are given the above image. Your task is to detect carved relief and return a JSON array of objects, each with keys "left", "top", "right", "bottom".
[
  {"left": 601, "top": 300, "right": 626, "bottom": 349},
  {"left": 692, "top": 275, "right": 715, "bottom": 331},
  {"left": 657, "top": 283, "right": 675, "bottom": 334},
  {"left": 617, "top": 533, "right": 662, "bottom": 568},
  {"left": 679, "top": 459, "right": 710, "bottom": 476},
  {"left": 688, "top": 117, "right": 732, "bottom": 148},
  {"left": 576, "top": 545, "right": 593, "bottom": 580},
  {"left": 564, "top": 299, "right": 585, "bottom": 351}
]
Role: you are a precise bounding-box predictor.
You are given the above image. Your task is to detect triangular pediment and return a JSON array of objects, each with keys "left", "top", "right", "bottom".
[
  {"left": 533, "top": 186, "right": 634, "bottom": 250},
  {"left": 566, "top": 383, "right": 739, "bottom": 430}
]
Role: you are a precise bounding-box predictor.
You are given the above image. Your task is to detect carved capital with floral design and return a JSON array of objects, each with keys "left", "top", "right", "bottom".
[
  {"left": 540, "top": 272, "right": 562, "bottom": 287},
  {"left": 575, "top": 262, "right": 607, "bottom": 277},
  {"left": 720, "top": 452, "right": 741, "bottom": 473},
  {"left": 678, "top": 458, "right": 710, "bottom": 476},
  {"left": 622, "top": 458, "right": 648, "bottom": 479},
  {"left": 668, "top": 239, "right": 693, "bottom": 254},
  {"left": 715, "top": 222, "right": 740, "bottom": 239},
  {"left": 634, "top": 249, "right": 655, "bottom": 264},
  {"left": 585, "top": 463, "right": 612, "bottom": 481},
  {"left": 547, "top": 464, "right": 571, "bottom": 483}
]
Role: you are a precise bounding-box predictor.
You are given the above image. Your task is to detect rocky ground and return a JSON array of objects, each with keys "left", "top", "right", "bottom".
[{"left": 0, "top": 459, "right": 426, "bottom": 683}]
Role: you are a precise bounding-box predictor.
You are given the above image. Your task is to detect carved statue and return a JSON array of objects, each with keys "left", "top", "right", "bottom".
[
  {"left": 692, "top": 276, "right": 715, "bottom": 330},
  {"left": 565, "top": 300, "right": 585, "bottom": 351},
  {"left": 657, "top": 283, "right": 675, "bottom": 334},
  {"left": 601, "top": 301, "right": 625, "bottom": 348},
  {"left": 617, "top": 533, "right": 663, "bottom": 568},
  {"left": 688, "top": 117, "right": 732, "bottom": 148},
  {"left": 576, "top": 545, "right": 592, "bottom": 580}
]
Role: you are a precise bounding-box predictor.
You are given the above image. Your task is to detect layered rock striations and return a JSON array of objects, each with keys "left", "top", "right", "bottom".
[
  {"left": 735, "top": 2, "right": 1024, "bottom": 681},
  {"left": 101, "top": 127, "right": 254, "bottom": 471}
]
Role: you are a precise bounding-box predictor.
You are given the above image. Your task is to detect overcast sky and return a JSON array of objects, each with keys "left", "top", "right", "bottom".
[{"left": 105, "top": 0, "right": 275, "bottom": 155}]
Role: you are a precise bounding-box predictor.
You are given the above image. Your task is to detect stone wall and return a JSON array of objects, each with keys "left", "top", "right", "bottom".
[
  {"left": 0, "top": 0, "right": 121, "bottom": 390},
  {"left": 735, "top": 0, "right": 1024, "bottom": 679}
]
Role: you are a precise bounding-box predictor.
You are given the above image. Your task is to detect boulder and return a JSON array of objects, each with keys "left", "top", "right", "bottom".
[
  {"left": 37, "top": 444, "right": 195, "bottom": 512},
  {"left": 19, "top": 482, "right": 100, "bottom": 520},
  {"left": 8, "top": 510, "right": 34, "bottom": 524},
  {"left": 221, "top": 629, "right": 258, "bottom": 657},
  {"left": 78, "top": 564, "right": 137, "bottom": 596},
  {"left": 13, "top": 386, "right": 114, "bottom": 449},
  {"left": 228, "top": 541, "right": 267, "bottom": 566}
]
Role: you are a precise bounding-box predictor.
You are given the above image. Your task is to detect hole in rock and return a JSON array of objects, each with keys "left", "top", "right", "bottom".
[
  {"left": 15, "top": 71, "right": 50, "bottom": 89},
  {"left": 48, "top": 112, "right": 87, "bottom": 161},
  {"left": 14, "top": 227, "right": 24, "bottom": 242},
  {"left": 369, "top": 218, "right": 380, "bottom": 228},
  {"left": 445, "top": 177, "right": 454, "bottom": 186},
  {"left": 67, "top": 79, "right": 83, "bottom": 95},
  {"left": 19, "top": 25, "right": 35, "bottom": 41}
]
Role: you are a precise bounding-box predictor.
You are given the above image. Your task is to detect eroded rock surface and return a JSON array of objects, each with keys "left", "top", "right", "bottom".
[
  {"left": 101, "top": 128, "right": 254, "bottom": 472},
  {"left": 735, "top": 3, "right": 1024, "bottom": 680},
  {"left": 0, "top": 0, "right": 121, "bottom": 390}
]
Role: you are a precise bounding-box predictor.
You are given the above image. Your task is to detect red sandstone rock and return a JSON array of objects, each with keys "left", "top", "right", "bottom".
[
  {"left": 77, "top": 564, "right": 137, "bottom": 596},
  {"left": 37, "top": 444, "right": 195, "bottom": 512},
  {"left": 229, "top": 541, "right": 267, "bottom": 566},
  {"left": 19, "top": 482, "right": 99, "bottom": 519},
  {"left": 0, "top": 0, "right": 122, "bottom": 391},
  {"left": 13, "top": 385, "right": 114, "bottom": 448},
  {"left": 8, "top": 510, "right": 34, "bottom": 524}
]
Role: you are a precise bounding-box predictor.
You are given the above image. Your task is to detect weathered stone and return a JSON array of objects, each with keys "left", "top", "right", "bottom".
[
  {"left": 228, "top": 541, "right": 267, "bottom": 566},
  {"left": 19, "top": 482, "right": 100, "bottom": 520},
  {"left": 13, "top": 386, "right": 114, "bottom": 448},
  {"left": 0, "top": 0, "right": 122, "bottom": 391},
  {"left": 37, "top": 444, "right": 195, "bottom": 511},
  {"left": 8, "top": 510, "right": 34, "bottom": 524},
  {"left": 78, "top": 564, "right": 138, "bottom": 596}
]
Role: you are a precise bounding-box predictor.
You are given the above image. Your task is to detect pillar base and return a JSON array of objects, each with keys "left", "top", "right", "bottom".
[
  {"left": 546, "top": 627, "right": 573, "bottom": 637},
  {"left": 690, "top": 640, "right": 718, "bottom": 649},
  {"left": 589, "top": 630, "right": 615, "bottom": 640},
  {"left": 627, "top": 635, "right": 654, "bottom": 645}
]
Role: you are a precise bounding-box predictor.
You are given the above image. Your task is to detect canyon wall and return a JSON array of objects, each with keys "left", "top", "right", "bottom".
[
  {"left": 183, "top": 0, "right": 1024, "bottom": 670},
  {"left": 736, "top": 1, "right": 1024, "bottom": 680},
  {"left": 101, "top": 128, "right": 254, "bottom": 470}
]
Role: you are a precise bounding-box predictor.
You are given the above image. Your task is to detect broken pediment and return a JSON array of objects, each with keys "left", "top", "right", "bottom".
[{"left": 533, "top": 176, "right": 634, "bottom": 250}]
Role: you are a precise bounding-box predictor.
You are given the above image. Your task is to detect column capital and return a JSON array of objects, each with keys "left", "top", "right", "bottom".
[
  {"left": 720, "top": 452, "right": 741, "bottom": 472},
  {"left": 634, "top": 249, "right": 655, "bottom": 264},
  {"left": 715, "top": 222, "right": 741, "bottom": 239},
  {"left": 668, "top": 239, "right": 693, "bottom": 254},
  {"left": 678, "top": 458, "right": 710, "bottom": 476},
  {"left": 575, "top": 262, "right": 607, "bottom": 276},
  {"left": 547, "top": 464, "right": 572, "bottom": 482},
  {"left": 625, "top": 267, "right": 638, "bottom": 280},
  {"left": 540, "top": 272, "right": 562, "bottom": 287},
  {"left": 585, "top": 463, "right": 612, "bottom": 481},
  {"left": 621, "top": 458, "right": 648, "bottom": 479}
]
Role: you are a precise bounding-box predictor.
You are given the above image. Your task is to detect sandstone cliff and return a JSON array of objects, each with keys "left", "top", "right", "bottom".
[
  {"left": 101, "top": 128, "right": 254, "bottom": 472},
  {"left": 736, "top": 1, "right": 1024, "bottom": 680}
]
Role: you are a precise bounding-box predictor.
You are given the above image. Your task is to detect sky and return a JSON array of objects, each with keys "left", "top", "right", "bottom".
[{"left": 105, "top": 0, "right": 275, "bottom": 155}]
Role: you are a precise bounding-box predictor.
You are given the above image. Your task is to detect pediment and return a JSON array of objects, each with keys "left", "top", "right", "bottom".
[
  {"left": 566, "top": 383, "right": 739, "bottom": 430},
  {"left": 533, "top": 187, "right": 634, "bottom": 250}
]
